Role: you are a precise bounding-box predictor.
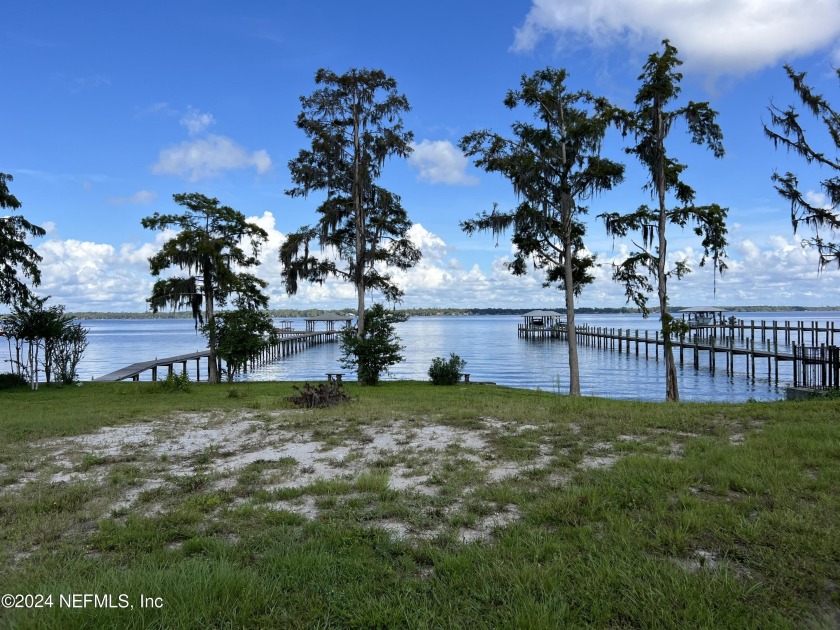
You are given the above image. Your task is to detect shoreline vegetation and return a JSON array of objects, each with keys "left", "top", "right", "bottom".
[
  {"left": 0, "top": 381, "right": 837, "bottom": 627},
  {"left": 40, "top": 305, "right": 840, "bottom": 320}
]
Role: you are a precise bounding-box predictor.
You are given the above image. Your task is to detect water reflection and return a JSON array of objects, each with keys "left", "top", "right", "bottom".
[{"left": 54, "top": 312, "right": 840, "bottom": 402}]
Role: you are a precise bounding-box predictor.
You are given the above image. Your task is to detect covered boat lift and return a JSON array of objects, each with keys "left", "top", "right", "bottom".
[
  {"left": 304, "top": 312, "right": 354, "bottom": 332},
  {"left": 518, "top": 310, "right": 566, "bottom": 338},
  {"left": 679, "top": 306, "right": 727, "bottom": 329}
]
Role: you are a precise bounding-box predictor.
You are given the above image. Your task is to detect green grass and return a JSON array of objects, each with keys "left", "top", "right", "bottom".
[{"left": 0, "top": 381, "right": 838, "bottom": 628}]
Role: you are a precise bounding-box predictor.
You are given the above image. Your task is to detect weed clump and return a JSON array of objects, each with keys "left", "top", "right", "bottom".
[
  {"left": 288, "top": 381, "right": 349, "bottom": 408},
  {"left": 428, "top": 353, "right": 467, "bottom": 386}
]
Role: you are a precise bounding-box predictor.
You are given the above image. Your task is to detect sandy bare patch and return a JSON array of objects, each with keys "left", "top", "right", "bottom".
[
  {"left": 459, "top": 505, "right": 522, "bottom": 544},
  {"left": 673, "top": 549, "right": 720, "bottom": 572},
  {"left": 2, "top": 412, "right": 669, "bottom": 544}
]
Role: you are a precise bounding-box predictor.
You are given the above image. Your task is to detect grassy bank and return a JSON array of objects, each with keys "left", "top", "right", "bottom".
[{"left": 0, "top": 381, "right": 838, "bottom": 628}]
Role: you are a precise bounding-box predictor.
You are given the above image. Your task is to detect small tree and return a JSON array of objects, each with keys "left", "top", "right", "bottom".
[
  {"left": 598, "top": 40, "right": 728, "bottom": 402},
  {"left": 142, "top": 193, "right": 269, "bottom": 384},
  {"left": 49, "top": 321, "right": 89, "bottom": 385},
  {"left": 764, "top": 65, "right": 840, "bottom": 270},
  {"left": 281, "top": 68, "right": 421, "bottom": 337},
  {"left": 0, "top": 173, "right": 46, "bottom": 307},
  {"left": 3, "top": 297, "right": 71, "bottom": 389},
  {"left": 206, "top": 309, "right": 278, "bottom": 382},
  {"left": 460, "top": 68, "right": 624, "bottom": 396},
  {"left": 339, "top": 303, "right": 406, "bottom": 385}
]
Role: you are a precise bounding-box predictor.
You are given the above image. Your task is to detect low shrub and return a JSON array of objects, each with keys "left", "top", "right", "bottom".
[
  {"left": 0, "top": 373, "right": 27, "bottom": 390},
  {"left": 808, "top": 388, "right": 840, "bottom": 400},
  {"left": 428, "top": 353, "right": 467, "bottom": 386},
  {"left": 157, "top": 372, "right": 191, "bottom": 393}
]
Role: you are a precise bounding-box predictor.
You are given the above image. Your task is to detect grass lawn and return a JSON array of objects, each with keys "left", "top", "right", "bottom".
[{"left": 0, "top": 380, "right": 838, "bottom": 628}]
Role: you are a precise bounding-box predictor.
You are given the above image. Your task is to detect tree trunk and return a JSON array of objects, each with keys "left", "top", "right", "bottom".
[
  {"left": 562, "top": 194, "right": 581, "bottom": 396},
  {"left": 204, "top": 269, "right": 220, "bottom": 384},
  {"left": 351, "top": 87, "right": 366, "bottom": 341},
  {"left": 658, "top": 211, "right": 679, "bottom": 402},
  {"left": 30, "top": 342, "right": 39, "bottom": 390},
  {"left": 656, "top": 104, "right": 679, "bottom": 402}
]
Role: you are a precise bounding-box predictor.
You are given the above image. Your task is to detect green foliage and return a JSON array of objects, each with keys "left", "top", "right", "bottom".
[
  {"left": 280, "top": 68, "right": 421, "bottom": 335},
  {"left": 49, "top": 321, "right": 89, "bottom": 385},
  {"left": 599, "top": 40, "right": 728, "bottom": 316},
  {"left": 809, "top": 388, "right": 840, "bottom": 400},
  {"left": 764, "top": 65, "right": 840, "bottom": 270},
  {"left": 460, "top": 68, "right": 624, "bottom": 296},
  {"left": 142, "top": 193, "right": 270, "bottom": 383},
  {"left": 287, "top": 381, "right": 350, "bottom": 408},
  {"left": 428, "top": 353, "right": 467, "bottom": 385},
  {"left": 339, "top": 304, "right": 406, "bottom": 385},
  {"left": 157, "top": 372, "right": 191, "bottom": 393},
  {"left": 0, "top": 372, "right": 27, "bottom": 389},
  {"left": 1, "top": 297, "right": 85, "bottom": 387},
  {"left": 204, "top": 309, "right": 278, "bottom": 382},
  {"left": 0, "top": 173, "right": 46, "bottom": 307}
]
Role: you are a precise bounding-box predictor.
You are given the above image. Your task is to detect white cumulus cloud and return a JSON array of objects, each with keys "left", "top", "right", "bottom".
[
  {"left": 36, "top": 239, "right": 152, "bottom": 311},
  {"left": 24, "top": 222, "right": 840, "bottom": 312},
  {"left": 408, "top": 139, "right": 478, "bottom": 185},
  {"left": 513, "top": 0, "right": 840, "bottom": 75},
  {"left": 152, "top": 134, "right": 272, "bottom": 181}
]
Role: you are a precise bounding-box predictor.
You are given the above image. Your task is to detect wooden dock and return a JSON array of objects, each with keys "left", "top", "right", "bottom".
[
  {"left": 528, "top": 319, "right": 840, "bottom": 389},
  {"left": 94, "top": 330, "right": 340, "bottom": 382}
]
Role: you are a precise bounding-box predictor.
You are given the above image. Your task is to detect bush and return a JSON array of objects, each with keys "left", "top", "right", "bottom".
[
  {"left": 428, "top": 353, "right": 467, "bottom": 386},
  {"left": 0, "top": 372, "right": 27, "bottom": 390},
  {"left": 157, "top": 372, "right": 191, "bottom": 393}
]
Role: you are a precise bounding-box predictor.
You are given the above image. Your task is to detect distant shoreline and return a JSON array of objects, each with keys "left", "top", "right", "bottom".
[{"left": 55, "top": 305, "right": 840, "bottom": 320}]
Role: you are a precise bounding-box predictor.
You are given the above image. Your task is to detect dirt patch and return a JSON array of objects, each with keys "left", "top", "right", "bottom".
[{"left": 3, "top": 412, "right": 709, "bottom": 544}]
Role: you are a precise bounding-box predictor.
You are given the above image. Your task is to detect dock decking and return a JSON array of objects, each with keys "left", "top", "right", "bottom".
[
  {"left": 94, "top": 351, "right": 211, "bottom": 382},
  {"left": 521, "top": 318, "right": 840, "bottom": 390},
  {"left": 94, "top": 330, "right": 340, "bottom": 382}
]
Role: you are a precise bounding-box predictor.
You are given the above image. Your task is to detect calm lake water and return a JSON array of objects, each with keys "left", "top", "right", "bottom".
[{"left": 11, "top": 311, "right": 836, "bottom": 403}]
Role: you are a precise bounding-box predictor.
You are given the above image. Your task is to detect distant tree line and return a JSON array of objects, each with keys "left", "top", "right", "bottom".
[{"left": 54, "top": 304, "right": 840, "bottom": 320}]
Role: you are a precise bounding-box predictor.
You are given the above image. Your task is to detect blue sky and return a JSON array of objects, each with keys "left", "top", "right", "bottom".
[{"left": 4, "top": 0, "right": 840, "bottom": 311}]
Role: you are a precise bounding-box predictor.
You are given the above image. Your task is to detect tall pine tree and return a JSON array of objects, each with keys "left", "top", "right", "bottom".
[
  {"left": 460, "top": 68, "right": 624, "bottom": 396},
  {"left": 599, "top": 40, "right": 728, "bottom": 402},
  {"left": 280, "top": 68, "right": 420, "bottom": 338}
]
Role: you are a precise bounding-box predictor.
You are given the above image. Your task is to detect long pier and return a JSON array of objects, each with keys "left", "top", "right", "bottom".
[
  {"left": 94, "top": 330, "right": 339, "bottom": 382},
  {"left": 520, "top": 319, "right": 840, "bottom": 390}
]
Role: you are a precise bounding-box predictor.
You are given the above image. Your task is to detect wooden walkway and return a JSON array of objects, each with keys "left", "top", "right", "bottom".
[
  {"left": 521, "top": 319, "right": 840, "bottom": 389},
  {"left": 94, "top": 351, "right": 210, "bottom": 382},
  {"left": 94, "top": 330, "right": 340, "bottom": 382}
]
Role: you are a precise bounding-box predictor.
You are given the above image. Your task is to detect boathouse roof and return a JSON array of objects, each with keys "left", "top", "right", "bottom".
[
  {"left": 522, "top": 310, "right": 563, "bottom": 317},
  {"left": 304, "top": 312, "right": 354, "bottom": 322},
  {"left": 679, "top": 307, "right": 727, "bottom": 314}
]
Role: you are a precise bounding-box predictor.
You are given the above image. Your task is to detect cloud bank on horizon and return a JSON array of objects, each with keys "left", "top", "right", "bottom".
[{"left": 33, "top": 216, "right": 840, "bottom": 312}]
